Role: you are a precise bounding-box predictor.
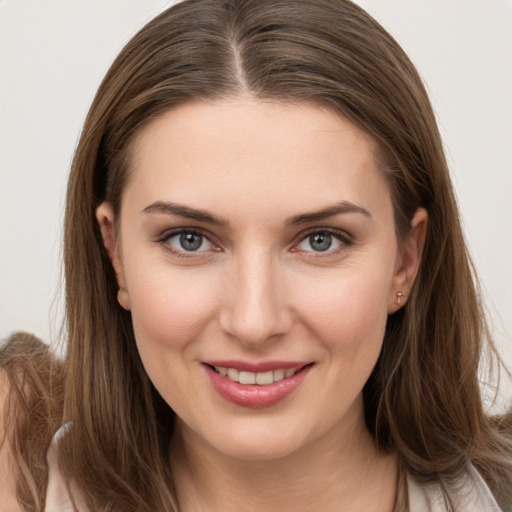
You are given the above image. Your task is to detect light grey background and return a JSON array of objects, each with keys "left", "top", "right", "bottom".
[{"left": 1, "top": 1, "right": 511, "bottom": 407}]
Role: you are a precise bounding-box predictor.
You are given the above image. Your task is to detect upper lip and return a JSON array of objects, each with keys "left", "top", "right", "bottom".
[{"left": 203, "top": 360, "right": 311, "bottom": 373}]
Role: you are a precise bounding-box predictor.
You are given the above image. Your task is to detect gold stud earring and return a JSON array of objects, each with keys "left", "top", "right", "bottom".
[{"left": 396, "top": 291, "right": 404, "bottom": 305}]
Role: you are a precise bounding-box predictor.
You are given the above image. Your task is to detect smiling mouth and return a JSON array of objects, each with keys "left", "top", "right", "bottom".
[
  {"left": 204, "top": 362, "right": 314, "bottom": 408},
  {"left": 206, "top": 364, "right": 312, "bottom": 386}
]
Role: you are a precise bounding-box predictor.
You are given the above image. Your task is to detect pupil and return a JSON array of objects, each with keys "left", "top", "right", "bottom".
[
  {"left": 310, "top": 233, "right": 332, "bottom": 252},
  {"left": 180, "top": 233, "right": 202, "bottom": 251}
]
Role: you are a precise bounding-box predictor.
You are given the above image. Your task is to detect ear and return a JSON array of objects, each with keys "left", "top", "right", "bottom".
[
  {"left": 96, "top": 201, "right": 131, "bottom": 310},
  {"left": 388, "top": 207, "right": 428, "bottom": 313}
]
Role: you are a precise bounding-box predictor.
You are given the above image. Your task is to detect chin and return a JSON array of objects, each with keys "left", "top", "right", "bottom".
[
  {"left": 181, "top": 411, "right": 331, "bottom": 463},
  {"left": 211, "top": 432, "right": 307, "bottom": 462}
]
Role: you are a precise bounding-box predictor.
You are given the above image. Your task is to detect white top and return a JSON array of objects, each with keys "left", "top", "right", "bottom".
[
  {"left": 406, "top": 467, "right": 503, "bottom": 511},
  {"left": 46, "top": 426, "right": 503, "bottom": 512},
  {"left": 45, "top": 424, "right": 89, "bottom": 512}
]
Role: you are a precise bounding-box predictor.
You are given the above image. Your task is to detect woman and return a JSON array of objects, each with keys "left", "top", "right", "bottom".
[{"left": 1, "top": 0, "right": 511, "bottom": 510}]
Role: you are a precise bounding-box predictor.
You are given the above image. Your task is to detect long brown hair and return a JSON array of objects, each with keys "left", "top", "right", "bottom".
[{"left": 3, "top": 0, "right": 511, "bottom": 510}]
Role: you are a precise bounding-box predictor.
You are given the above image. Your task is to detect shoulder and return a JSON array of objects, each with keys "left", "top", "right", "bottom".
[
  {"left": 0, "top": 370, "right": 23, "bottom": 511},
  {"left": 407, "top": 465, "right": 503, "bottom": 512}
]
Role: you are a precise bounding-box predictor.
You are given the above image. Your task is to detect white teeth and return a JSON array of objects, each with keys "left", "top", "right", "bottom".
[
  {"left": 239, "top": 371, "right": 256, "bottom": 385},
  {"left": 227, "top": 368, "right": 239, "bottom": 382},
  {"left": 273, "top": 369, "right": 285, "bottom": 382},
  {"left": 213, "top": 366, "right": 302, "bottom": 385},
  {"left": 256, "top": 371, "right": 274, "bottom": 385}
]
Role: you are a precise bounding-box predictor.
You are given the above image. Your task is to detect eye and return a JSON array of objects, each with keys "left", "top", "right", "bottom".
[
  {"left": 162, "top": 229, "right": 215, "bottom": 253},
  {"left": 294, "top": 230, "right": 350, "bottom": 253}
]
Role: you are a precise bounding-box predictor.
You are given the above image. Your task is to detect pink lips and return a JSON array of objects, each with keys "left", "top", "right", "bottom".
[{"left": 203, "top": 360, "right": 313, "bottom": 409}]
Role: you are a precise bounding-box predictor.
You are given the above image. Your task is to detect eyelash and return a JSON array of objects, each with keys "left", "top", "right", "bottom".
[
  {"left": 293, "top": 228, "right": 353, "bottom": 256},
  {"left": 156, "top": 227, "right": 353, "bottom": 258},
  {"left": 156, "top": 228, "right": 217, "bottom": 258}
]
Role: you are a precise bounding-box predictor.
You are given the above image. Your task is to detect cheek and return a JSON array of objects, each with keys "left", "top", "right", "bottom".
[
  {"left": 125, "top": 264, "right": 222, "bottom": 410},
  {"left": 125, "top": 260, "right": 220, "bottom": 354},
  {"left": 294, "top": 263, "right": 392, "bottom": 358}
]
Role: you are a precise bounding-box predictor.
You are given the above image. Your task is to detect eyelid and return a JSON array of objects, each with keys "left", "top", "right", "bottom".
[
  {"left": 291, "top": 227, "right": 353, "bottom": 253},
  {"left": 156, "top": 227, "right": 220, "bottom": 256}
]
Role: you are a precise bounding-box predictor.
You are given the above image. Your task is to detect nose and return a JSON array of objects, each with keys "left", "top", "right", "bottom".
[{"left": 218, "top": 250, "right": 292, "bottom": 347}]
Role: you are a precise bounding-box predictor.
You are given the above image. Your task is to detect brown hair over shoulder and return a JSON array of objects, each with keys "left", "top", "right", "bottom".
[{"left": 2, "top": 1, "right": 511, "bottom": 510}]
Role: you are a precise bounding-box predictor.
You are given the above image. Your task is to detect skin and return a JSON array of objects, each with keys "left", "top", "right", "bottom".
[{"left": 97, "top": 99, "right": 427, "bottom": 511}]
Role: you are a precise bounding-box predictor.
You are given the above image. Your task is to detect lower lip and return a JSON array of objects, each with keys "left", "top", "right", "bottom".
[{"left": 204, "top": 364, "right": 313, "bottom": 408}]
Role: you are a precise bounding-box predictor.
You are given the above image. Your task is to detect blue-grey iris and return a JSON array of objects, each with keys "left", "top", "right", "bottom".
[
  {"left": 180, "top": 232, "right": 203, "bottom": 251},
  {"left": 310, "top": 233, "right": 332, "bottom": 251}
]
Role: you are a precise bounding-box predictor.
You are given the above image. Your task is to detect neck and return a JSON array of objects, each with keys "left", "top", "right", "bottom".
[{"left": 169, "top": 404, "right": 398, "bottom": 512}]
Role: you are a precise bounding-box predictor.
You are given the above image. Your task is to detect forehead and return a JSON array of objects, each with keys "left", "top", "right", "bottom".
[{"left": 123, "top": 99, "right": 391, "bottom": 221}]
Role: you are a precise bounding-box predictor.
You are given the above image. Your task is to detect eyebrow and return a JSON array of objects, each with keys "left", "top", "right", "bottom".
[
  {"left": 286, "top": 201, "right": 372, "bottom": 226},
  {"left": 142, "top": 201, "right": 228, "bottom": 226},
  {"left": 142, "top": 200, "right": 371, "bottom": 226}
]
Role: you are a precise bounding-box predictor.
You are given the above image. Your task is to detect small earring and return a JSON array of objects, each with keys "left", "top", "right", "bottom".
[{"left": 396, "top": 291, "right": 404, "bottom": 305}]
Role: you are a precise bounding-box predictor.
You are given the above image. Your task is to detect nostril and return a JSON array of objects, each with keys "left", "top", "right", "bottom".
[{"left": 219, "top": 307, "right": 291, "bottom": 346}]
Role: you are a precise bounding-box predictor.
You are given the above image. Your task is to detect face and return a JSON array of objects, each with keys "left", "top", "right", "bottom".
[{"left": 97, "top": 99, "right": 426, "bottom": 462}]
